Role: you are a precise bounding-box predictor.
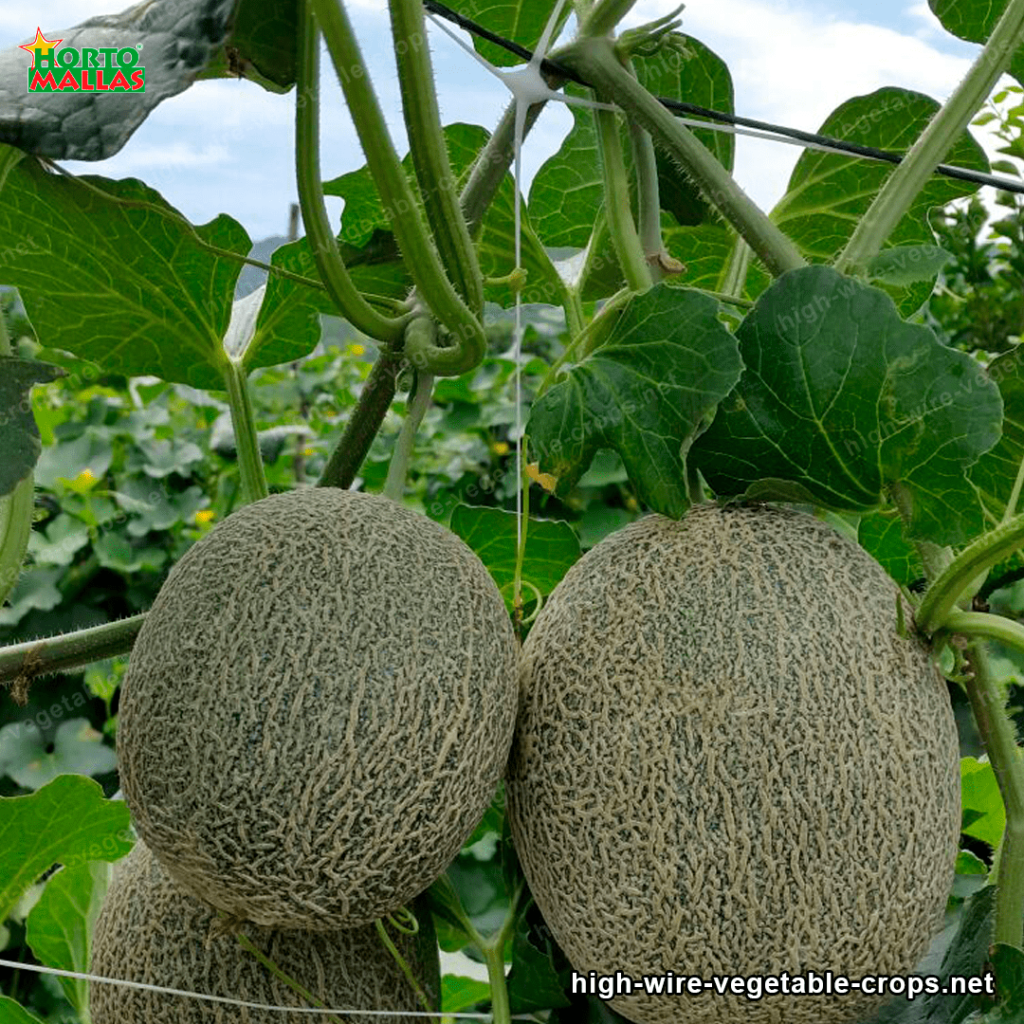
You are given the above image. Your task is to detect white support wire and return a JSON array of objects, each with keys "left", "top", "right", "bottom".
[{"left": 0, "top": 958, "right": 537, "bottom": 1020}]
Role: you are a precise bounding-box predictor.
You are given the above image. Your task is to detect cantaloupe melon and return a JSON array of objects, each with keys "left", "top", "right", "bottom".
[
  {"left": 89, "top": 842, "right": 440, "bottom": 1023},
  {"left": 118, "top": 488, "right": 518, "bottom": 930},
  {"left": 506, "top": 503, "right": 960, "bottom": 1024}
]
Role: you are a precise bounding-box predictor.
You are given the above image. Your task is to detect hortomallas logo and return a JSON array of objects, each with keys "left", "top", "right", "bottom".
[{"left": 20, "top": 27, "right": 145, "bottom": 93}]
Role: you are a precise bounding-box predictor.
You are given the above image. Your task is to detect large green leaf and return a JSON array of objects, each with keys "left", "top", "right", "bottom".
[
  {"left": 0, "top": 719, "right": 117, "bottom": 789},
  {"left": 857, "top": 511, "right": 924, "bottom": 588},
  {"left": 200, "top": 0, "right": 297, "bottom": 91},
  {"left": 757, "top": 88, "right": 988, "bottom": 314},
  {"left": 0, "top": 775, "right": 131, "bottom": 922},
  {"left": 961, "top": 756, "right": 1006, "bottom": 851},
  {"left": 26, "top": 860, "right": 111, "bottom": 1016},
  {"left": 0, "top": 0, "right": 239, "bottom": 160},
  {"left": 691, "top": 266, "right": 1002, "bottom": 544},
  {"left": 449, "top": 506, "right": 580, "bottom": 610},
  {"left": 0, "top": 358, "right": 65, "bottom": 498},
  {"left": 0, "top": 152, "right": 250, "bottom": 389},
  {"left": 529, "top": 284, "right": 743, "bottom": 518},
  {"left": 969, "top": 944, "right": 1024, "bottom": 1022},
  {"left": 930, "top": 0, "right": 1024, "bottom": 91},
  {"left": 439, "top": 1, "right": 565, "bottom": 68},
  {"left": 970, "top": 349, "right": 1024, "bottom": 522}
]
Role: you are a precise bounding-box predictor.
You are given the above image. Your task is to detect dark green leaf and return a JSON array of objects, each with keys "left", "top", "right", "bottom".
[
  {"left": 969, "top": 350, "right": 1024, "bottom": 525},
  {"left": 0, "top": 358, "right": 65, "bottom": 497},
  {"left": 858, "top": 512, "right": 924, "bottom": 588},
  {"left": 201, "top": 0, "right": 297, "bottom": 91},
  {"left": 762, "top": 88, "right": 988, "bottom": 314},
  {"left": 0, "top": 775, "right": 131, "bottom": 921},
  {"left": 929, "top": 1, "right": 1024, "bottom": 92},
  {"left": 507, "top": 900, "right": 572, "bottom": 1013},
  {"left": 529, "top": 284, "right": 743, "bottom": 517},
  {"left": 692, "top": 266, "right": 1002, "bottom": 544},
  {"left": 0, "top": 0, "right": 238, "bottom": 160},
  {"left": 0, "top": 567, "right": 63, "bottom": 627},
  {"left": 0, "top": 997, "right": 46, "bottom": 1023},
  {"left": 26, "top": 860, "right": 111, "bottom": 1015},
  {"left": 976, "top": 944, "right": 1024, "bottom": 1021},
  {"left": 425, "top": 875, "right": 476, "bottom": 954},
  {"left": 0, "top": 154, "right": 250, "bottom": 389},
  {"left": 449, "top": 506, "right": 580, "bottom": 610}
]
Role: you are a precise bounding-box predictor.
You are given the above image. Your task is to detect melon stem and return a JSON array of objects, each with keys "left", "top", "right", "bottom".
[{"left": 961, "top": 641, "right": 1024, "bottom": 948}]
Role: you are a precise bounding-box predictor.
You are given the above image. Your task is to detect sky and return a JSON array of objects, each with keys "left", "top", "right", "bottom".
[{"left": 0, "top": 0, "right": 1010, "bottom": 244}]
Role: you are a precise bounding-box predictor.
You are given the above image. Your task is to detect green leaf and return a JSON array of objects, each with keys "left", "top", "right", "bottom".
[
  {"left": 929, "top": 0, "right": 1024, "bottom": 92},
  {"left": 0, "top": 997, "right": 46, "bottom": 1024},
  {"left": 442, "top": 975, "right": 491, "bottom": 1013},
  {"left": 440, "top": 1, "right": 566, "bottom": 68},
  {"left": 0, "top": 719, "right": 118, "bottom": 789},
  {"left": 0, "top": 358, "right": 65, "bottom": 498},
  {"left": 691, "top": 266, "right": 1002, "bottom": 544},
  {"left": 0, "top": 1, "right": 238, "bottom": 160},
  {"left": 0, "top": 775, "right": 131, "bottom": 921},
  {"left": 201, "top": 0, "right": 297, "bottom": 91},
  {"left": 0, "top": 567, "right": 63, "bottom": 627},
  {"left": 449, "top": 506, "right": 580, "bottom": 610},
  {"left": 93, "top": 533, "right": 166, "bottom": 574},
  {"left": 761, "top": 88, "right": 988, "bottom": 314},
  {"left": 961, "top": 756, "right": 1006, "bottom": 851},
  {"left": 0, "top": 154, "right": 251, "bottom": 390},
  {"left": 868, "top": 245, "right": 953, "bottom": 287},
  {"left": 529, "top": 284, "right": 743, "bottom": 518},
  {"left": 858, "top": 512, "right": 924, "bottom": 588},
  {"left": 26, "top": 860, "right": 111, "bottom": 1015},
  {"left": 27, "top": 514, "right": 91, "bottom": 567},
  {"left": 975, "top": 944, "right": 1024, "bottom": 1021},
  {"left": 507, "top": 902, "right": 572, "bottom": 1013},
  {"left": 425, "top": 875, "right": 476, "bottom": 954},
  {"left": 969, "top": 350, "right": 1024, "bottom": 524}
]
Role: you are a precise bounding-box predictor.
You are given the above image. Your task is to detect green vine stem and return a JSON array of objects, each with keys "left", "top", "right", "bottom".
[
  {"left": 628, "top": 114, "right": 669, "bottom": 281},
  {"left": 389, "top": 0, "right": 484, "bottom": 314},
  {"left": 234, "top": 932, "right": 345, "bottom": 1024},
  {"left": 374, "top": 915, "right": 432, "bottom": 1013},
  {"left": 296, "top": 0, "right": 409, "bottom": 345},
  {"left": 836, "top": 0, "right": 1024, "bottom": 274},
  {"left": 595, "top": 107, "right": 653, "bottom": 292},
  {"left": 915, "top": 512, "right": 1024, "bottom": 636},
  {"left": 312, "top": 0, "right": 486, "bottom": 375},
  {"left": 580, "top": 0, "right": 641, "bottom": 37},
  {"left": 955, "top": 638, "right": 1024, "bottom": 948},
  {"left": 0, "top": 615, "right": 144, "bottom": 695},
  {"left": 559, "top": 35, "right": 806, "bottom": 278},
  {"left": 0, "top": 311, "right": 34, "bottom": 610},
  {"left": 383, "top": 366, "right": 434, "bottom": 501},
  {"left": 221, "top": 359, "right": 269, "bottom": 505}
]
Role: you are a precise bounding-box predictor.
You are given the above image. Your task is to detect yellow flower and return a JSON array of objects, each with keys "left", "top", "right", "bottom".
[
  {"left": 76, "top": 468, "right": 96, "bottom": 485},
  {"left": 526, "top": 462, "right": 558, "bottom": 494},
  {"left": 347, "top": 343, "right": 366, "bottom": 357},
  {"left": 194, "top": 510, "right": 216, "bottom": 525},
  {"left": 491, "top": 441, "right": 510, "bottom": 457}
]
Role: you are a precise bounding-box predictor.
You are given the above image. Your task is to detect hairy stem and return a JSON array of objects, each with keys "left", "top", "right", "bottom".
[
  {"left": 629, "top": 115, "right": 667, "bottom": 280},
  {"left": 560, "top": 36, "right": 805, "bottom": 278},
  {"left": 0, "top": 615, "right": 144, "bottom": 692},
  {"left": 383, "top": 369, "right": 434, "bottom": 501},
  {"left": 312, "top": 0, "right": 486, "bottom": 374},
  {"left": 916, "top": 513, "right": 1024, "bottom": 635},
  {"left": 390, "top": 0, "right": 484, "bottom": 313},
  {"left": 221, "top": 359, "right": 269, "bottom": 505},
  {"left": 595, "top": 107, "right": 652, "bottom": 292},
  {"left": 296, "top": 0, "right": 408, "bottom": 344},
  {"left": 581, "top": 0, "right": 641, "bottom": 37},
  {"left": 836, "top": 0, "right": 1024, "bottom": 274},
  {"left": 958, "top": 639, "right": 1024, "bottom": 948}
]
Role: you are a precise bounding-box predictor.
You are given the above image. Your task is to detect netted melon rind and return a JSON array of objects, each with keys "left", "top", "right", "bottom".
[
  {"left": 89, "top": 842, "right": 440, "bottom": 1024},
  {"left": 118, "top": 488, "right": 518, "bottom": 929},
  {"left": 506, "top": 504, "right": 960, "bottom": 1024}
]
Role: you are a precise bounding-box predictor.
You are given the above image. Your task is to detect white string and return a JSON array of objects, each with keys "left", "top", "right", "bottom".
[
  {"left": 0, "top": 958, "right": 537, "bottom": 1020},
  {"left": 425, "top": 0, "right": 610, "bottom": 577}
]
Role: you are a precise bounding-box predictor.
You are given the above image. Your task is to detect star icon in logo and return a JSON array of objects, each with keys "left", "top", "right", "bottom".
[{"left": 19, "top": 28, "right": 62, "bottom": 66}]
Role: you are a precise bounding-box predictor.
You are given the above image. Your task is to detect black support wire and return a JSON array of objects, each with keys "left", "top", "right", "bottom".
[{"left": 422, "top": 0, "right": 1024, "bottom": 197}]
